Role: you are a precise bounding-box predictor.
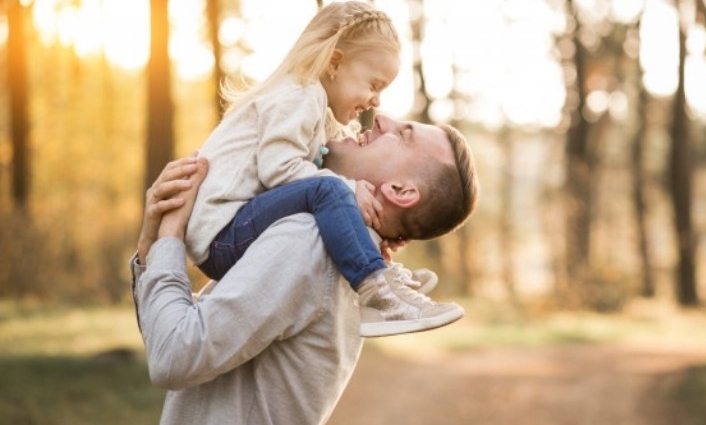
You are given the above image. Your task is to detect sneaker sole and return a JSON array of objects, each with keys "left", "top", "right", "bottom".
[{"left": 359, "top": 305, "right": 464, "bottom": 338}]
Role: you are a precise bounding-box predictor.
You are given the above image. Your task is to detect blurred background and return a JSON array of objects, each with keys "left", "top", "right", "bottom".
[{"left": 0, "top": 0, "right": 705, "bottom": 424}]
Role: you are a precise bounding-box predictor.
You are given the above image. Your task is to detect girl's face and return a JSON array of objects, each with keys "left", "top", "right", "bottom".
[{"left": 323, "top": 49, "right": 399, "bottom": 124}]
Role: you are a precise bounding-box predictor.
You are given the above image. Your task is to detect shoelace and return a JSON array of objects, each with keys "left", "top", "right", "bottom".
[
  {"left": 389, "top": 263, "right": 421, "bottom": 288},
  {"left": 394, "top": 279, "right": 433, "bottom": 304}
]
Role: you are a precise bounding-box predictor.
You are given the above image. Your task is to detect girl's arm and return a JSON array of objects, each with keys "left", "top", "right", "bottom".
[{"left": 255, "top": 85, "right": 338, "bottom": 188}]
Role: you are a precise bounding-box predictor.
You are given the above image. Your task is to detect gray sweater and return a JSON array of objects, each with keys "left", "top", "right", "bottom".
[{"left": 133, "top": 215, "right": 364, "bottom": 425}]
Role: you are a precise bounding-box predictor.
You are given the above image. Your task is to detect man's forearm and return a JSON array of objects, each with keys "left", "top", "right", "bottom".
[
  {"left": 137, "top": 236, "right": 289, "bottom": 390},
  {"left": 137, "top": 237, "right": 215, "bottom": 389},
  {"left": 136, "top": 235, "right": 154, "bottom": 266}
]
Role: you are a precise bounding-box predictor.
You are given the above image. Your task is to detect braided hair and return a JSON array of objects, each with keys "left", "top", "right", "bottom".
[
  {"left": 222, "top": 1, "right": 400, "bottom": 114},
  {"left": 337, "top": 9, "right": 394, "bottom": 37}
]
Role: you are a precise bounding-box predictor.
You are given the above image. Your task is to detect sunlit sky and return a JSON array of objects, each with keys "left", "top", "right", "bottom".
[{"left": 8, "top": 0, "right": 706, "bottom": 125}]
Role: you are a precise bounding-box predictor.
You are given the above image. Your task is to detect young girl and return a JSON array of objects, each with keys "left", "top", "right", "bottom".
[{"left": 186, "top": 1, "right": 462, "bottom": 338}]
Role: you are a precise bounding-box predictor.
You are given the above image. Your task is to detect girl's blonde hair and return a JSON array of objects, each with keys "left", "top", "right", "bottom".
[{"left": 221, "top": 1, "right": 400, "bottom": 115}]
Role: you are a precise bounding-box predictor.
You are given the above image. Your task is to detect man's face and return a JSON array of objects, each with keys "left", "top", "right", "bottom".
[{"left": 324, "top": 114, "right": 454, "bottom": 184}]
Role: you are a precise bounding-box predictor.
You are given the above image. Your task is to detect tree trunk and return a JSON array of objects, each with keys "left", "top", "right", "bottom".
[
  {"left": 206, "top": 0, "right": 224, "bottom": 117},
  {"left": 145, "top": 0, "right": 175, "bottom": 192},
  {"left": 8, "top": 0, "right": 30, "bottom": 211},
  {"left": 408, "top": 0, "right": 431, "bottom": 124},
  {"left": 564, "top": 0, "right": 593, "bottom": 289},
  {"left": 668, "top": 2, "right": 697, "bottom": 306},
  {"left": 499, "top": 128, "right": 518, "bottom": 302},
  {"left": 631, "top": 80, "right": 655, "bottom": 297}
]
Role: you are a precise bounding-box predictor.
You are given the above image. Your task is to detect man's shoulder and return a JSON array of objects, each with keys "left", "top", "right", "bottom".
[
  {"left": 263, "top": 214, "right": 324, "bottom": 248},
  {"left": 245, "top": 214, "right": 348, "bottom": 313}
]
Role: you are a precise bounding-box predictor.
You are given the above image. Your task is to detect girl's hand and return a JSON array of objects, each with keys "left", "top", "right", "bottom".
[{"left": 355, "top": 180, "right": 382, "bottom": 229}]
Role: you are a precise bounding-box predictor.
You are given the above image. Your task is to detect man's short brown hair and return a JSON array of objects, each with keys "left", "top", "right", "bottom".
[{"left": 400, "top": 123, "right": 480, "bottom": 240}]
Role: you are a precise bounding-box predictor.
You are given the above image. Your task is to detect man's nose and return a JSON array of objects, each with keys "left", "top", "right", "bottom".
[{"left": 375, "top": 113, "right": 395, "bottom": 130}]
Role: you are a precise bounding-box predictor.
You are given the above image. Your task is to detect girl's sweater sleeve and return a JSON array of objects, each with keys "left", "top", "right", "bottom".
[{"left": 255, "top": 86, "right": 332, "bottom": 189}]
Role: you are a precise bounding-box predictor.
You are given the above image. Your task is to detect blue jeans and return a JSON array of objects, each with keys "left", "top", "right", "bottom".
[{"left": 198, "top": 177, "right": 386, "bottom": 289}]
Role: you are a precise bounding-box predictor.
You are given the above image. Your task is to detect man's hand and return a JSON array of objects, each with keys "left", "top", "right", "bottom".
[
  {"left": 158, "top": 156, "right": 208, "bottom": 241},
  {"left": 355, "top": 180, "right": 382, "bottom": 230},
  {"left": 380, "top": 237, "right": 409, "bottom": 262},
  {"left": 137, "top": 153, "right": 209, "bottom": 264}
]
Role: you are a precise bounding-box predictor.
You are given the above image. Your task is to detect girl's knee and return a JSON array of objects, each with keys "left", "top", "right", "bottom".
[{"left": 316, "top": 176, "right": 348, "bottom": 193}]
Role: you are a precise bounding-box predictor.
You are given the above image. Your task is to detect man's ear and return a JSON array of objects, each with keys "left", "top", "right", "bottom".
[
  {"left": 380, "top": 182, "right": 420, "bottom": 209},
  {"left": 327, "top": 48, "right": 344, "bottom": 76}
]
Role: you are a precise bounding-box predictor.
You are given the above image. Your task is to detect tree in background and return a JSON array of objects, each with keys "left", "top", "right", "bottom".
[
  {"left": 206, "top": 0, "right": 225, "bottom": 117},
  {"left": 7, "top": 0, "right": 30, "bottom": 212},
  {"left": 145, "top": 0, "right": 175, "bottom": 192},
  {"left": 563, "top": 0, "right": 595, "bottom": 299},
  {"left": 629, "top": 18, "right": 656, "bottom": 298},
  {"left": 668, "top": 0, "right": 697, "bottom": 306}
]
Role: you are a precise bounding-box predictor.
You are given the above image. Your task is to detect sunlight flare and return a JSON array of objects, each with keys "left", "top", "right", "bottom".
[{"left": 19, "top": 0, "right": 706, "bottom": 123}]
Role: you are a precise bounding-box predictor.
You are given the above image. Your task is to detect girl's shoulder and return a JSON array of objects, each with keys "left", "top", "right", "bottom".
[{"left": 259, "top": 77, "right": 326, "bottom": 107}]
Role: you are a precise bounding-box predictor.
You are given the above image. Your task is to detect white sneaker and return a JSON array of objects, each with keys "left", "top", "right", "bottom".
[
  {"left": 388, "top": 262, "right": 438, "bottom": 295},
  {"left": 412, "top": 268, "right": 438, "bottom": 294},
  {"left": 356, "top": 268, "right": 464, "bottom": 338}
]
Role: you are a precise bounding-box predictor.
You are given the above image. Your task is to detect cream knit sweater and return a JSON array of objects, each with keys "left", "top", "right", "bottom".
[{"left": 186, "top": 77, "right": 354, "bottom": 265}]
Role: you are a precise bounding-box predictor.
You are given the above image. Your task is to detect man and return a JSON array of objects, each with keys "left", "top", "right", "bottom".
[{"left": 131, "top": 114, "right": 479, "bottom": 425}]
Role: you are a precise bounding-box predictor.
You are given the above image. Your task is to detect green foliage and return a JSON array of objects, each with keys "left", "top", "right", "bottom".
[{"left": 0, "top": 355, "right": 163, "bottom": 425}]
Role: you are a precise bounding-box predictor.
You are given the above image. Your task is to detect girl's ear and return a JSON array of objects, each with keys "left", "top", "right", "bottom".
[
  {"left": 380, "top": 182, "right": 420, "bottom": 209},
  {"left": 327, "top": 48, "right": 344, "bottom": 76}
]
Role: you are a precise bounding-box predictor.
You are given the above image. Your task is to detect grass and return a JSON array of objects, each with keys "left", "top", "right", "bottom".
[
  {"left": 0, "top": 301, "right": 163, "bottom": 425},
  {"left": 0, "top": 355, "right": 163, "bottom": 425},
  {"left": 674, "top": 365, "right": 706, "bottom": 425},
  {"left": 1, "top": 298, "right": 706, "bottom": 424},
  {"left": 0, "top": 302, "right": 144, "bottom": 357},
  {"left": 366, "top": 297, "right": 706, "bottom": 357}
]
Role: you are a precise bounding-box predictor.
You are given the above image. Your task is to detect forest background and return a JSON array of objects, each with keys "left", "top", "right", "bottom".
[
  {"left": 1, "top": 0, "right": 706, "bottom": 424},
  {"left": 2, "top": 0, "right": 704, "bottom": 310}
]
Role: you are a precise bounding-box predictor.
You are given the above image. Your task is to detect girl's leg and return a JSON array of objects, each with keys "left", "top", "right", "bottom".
[
  {"left": 200, "top": 176, "right": 464, "bottom": 339},
  {"left": 201, "top": 176, "right": 386, "bottom": 286}
]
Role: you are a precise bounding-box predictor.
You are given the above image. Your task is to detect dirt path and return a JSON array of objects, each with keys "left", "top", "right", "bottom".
[{"left": 329, "top": 343, "right": 706, "bottom": 425}]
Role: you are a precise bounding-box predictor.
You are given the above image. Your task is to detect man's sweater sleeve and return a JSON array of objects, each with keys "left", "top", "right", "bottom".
[{"left": 135, "top": 219, "right": 330, "bottom": 390}]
